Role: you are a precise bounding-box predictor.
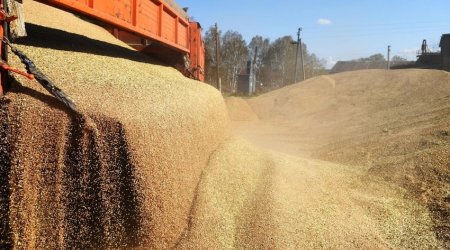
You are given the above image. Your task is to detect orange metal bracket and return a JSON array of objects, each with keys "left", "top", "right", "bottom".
[{"left": 0, "top": 60, "right": 34, "bottom": 80}]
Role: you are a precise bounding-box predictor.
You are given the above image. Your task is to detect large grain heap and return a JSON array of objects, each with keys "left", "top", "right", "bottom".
[
  {"left": 0, "top": 0, "right": 449, "bottom": 249},
  {"left": 0, "top": 0, "right": 229, "bottom": 248},
  {"left": 229, "top": 70, "right": 450, "bottom": 248}
]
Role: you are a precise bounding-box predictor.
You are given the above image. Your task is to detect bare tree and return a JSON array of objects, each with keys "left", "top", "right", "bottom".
[
  {"left": 203, "top": 25, "right": 222, "bottom": 86},
  {"left": 203, "top": 29, "right": 327, "bottom": 93},
  {"left": 248, "top": 36, "right": 270, "bottom": 85},
  {"left": 261, "top": 36, "right": 296, "bottom": 88},
  {"left": 391, "top": 55, "right": 407, "bottom": 62},
  {"left": 220, "top": 31, "right": 248, "bottom": 92},
  {"left": 355, "top": 53, "right": 386, "bottom": 62},
  {"left": 302, "top": 44, "right": 327, "bottom": 79}
]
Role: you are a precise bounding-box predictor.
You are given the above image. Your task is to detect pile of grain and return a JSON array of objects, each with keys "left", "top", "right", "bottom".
[
  {"left": 224, "top": 96, "right": 258, "bottom": 121},
  {"left": 230, "top": 69, "right": 450, "bottom": 248},
  {"left": 0, "top": 0, "right": 229, "bottom": 248},
  {"left": 165, "top": 0, "right": 189, "bottom": 18},
  {"left": 177, "top": 138, "right": 440, "bottom": 249}
]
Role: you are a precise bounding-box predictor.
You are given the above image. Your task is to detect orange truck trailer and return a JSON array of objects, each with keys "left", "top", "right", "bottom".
[{"left": 0, "top": 0, "right": 205, "bottom": 97}]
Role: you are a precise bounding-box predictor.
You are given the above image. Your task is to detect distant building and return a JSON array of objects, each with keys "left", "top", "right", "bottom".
[
  {"left": 330, "top": 60, "right": 413, "bottom": 74},
  {"left": 414, "top": 34, "right": 450, "bottom": 71},
  {"left": 440, "top": 34, "right": 450, "bottom": 71},
  {"left": 331, "top": 34, "right": 450, "bottom": 74},
  {"left": 405, "top": 34, "right": 450, "bottom": 71},
  {"left": 415, "top": 39, "right": 442, "bottom": 69},
  {"left": 236, "top": 61, "right": 256, "bottom": 95}
]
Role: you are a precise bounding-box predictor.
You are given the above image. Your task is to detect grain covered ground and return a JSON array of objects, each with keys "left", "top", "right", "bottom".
[
  {"left": 0, "top": 0, "right": 448, "bottom": 249},
  {"left": 229, "top": 71, "right": 450, "bottom": 248},
  {"left": 224, "top": 96, "right": 258, "bottom": 121}
]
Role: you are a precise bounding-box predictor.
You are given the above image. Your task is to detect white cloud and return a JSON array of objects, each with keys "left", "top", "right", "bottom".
[{"left": 317, "top": 18, "right": 332, "bottom": 25}]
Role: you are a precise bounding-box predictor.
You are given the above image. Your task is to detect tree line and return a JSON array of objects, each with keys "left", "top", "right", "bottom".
[
  {"left": 352, "top": 53, "right": 406, "bottom": 63},
  {"left": 202, "top": 26, "right": 327, "bottom": 93}
]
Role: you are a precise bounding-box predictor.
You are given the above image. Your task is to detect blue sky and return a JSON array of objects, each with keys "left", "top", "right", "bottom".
[{"left": 177, "top": 0, "right": 450, "bottom": 68}]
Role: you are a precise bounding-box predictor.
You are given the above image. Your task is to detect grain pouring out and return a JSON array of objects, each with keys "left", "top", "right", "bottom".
[{"left": 0, "top": 0, "right": 449, "bottom": 249}]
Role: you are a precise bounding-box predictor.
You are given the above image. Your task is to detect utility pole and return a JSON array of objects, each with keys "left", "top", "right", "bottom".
[
  {"left": 294, "top": 28, "right": 300, "bottom": 83},
  {"left": 251, "top": 46, "right": 258, "bottom": 94},
  {"left": 292, "top": 28, "right": 305, "bottom": 83},
  {"left": 300, "top": 32, "right": 305, "bottom": 81},
  {"left": 215, "top": 23, "right": 221, "bottom": 90},
  {"left": 387, "top": 45, "right": 391, "bottom": 70}
]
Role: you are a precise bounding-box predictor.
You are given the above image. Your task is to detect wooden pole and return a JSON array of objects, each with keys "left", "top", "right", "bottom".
[
  {"left": 387, "top": 45, "right": 391, "bottom": 70},
  {"left": 293, "top": 28, "right": 305, "bottom": 83},
  {"left": 294, "top": 28, "right": 300, "bottom": 83},
  {"left": 7, "top": 0, "right": 27, "bottom": 39},
  {"left": 215, "top": 23, "right": 220, "bottom": 90},
  {"left": 300, "top": 37, "right": 305, "bottom": 81}
]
